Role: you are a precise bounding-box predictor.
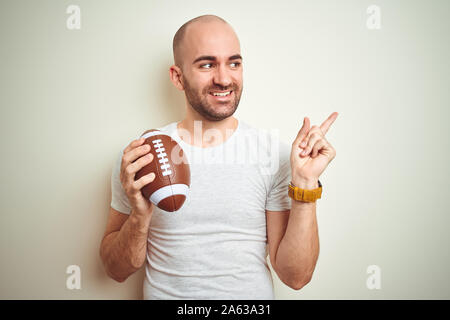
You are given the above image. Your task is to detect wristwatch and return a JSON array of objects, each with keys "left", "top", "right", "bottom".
[{"left": 288, "top": 180, "right": 322, "bottom": 203}]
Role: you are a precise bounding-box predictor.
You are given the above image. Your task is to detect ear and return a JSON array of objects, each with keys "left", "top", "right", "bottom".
[{"left": 169, "top": 65, "right": 185, "bottom": 91}]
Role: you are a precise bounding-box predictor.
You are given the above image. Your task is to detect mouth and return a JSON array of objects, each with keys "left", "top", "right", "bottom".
[{"left": 209, "top": 90, "right": 233, "bottom": 101}]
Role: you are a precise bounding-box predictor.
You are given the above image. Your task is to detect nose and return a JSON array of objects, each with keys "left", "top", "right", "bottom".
[{"left": 212, "top": 63, "right": 232, "bottom": 88}]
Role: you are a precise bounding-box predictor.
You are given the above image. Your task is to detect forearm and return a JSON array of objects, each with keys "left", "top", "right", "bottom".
[
  {"left": 100, "top": 210, "right": 152, "bottom": 282},
  {"left": 275, "top": 180, "right": 320, "bottom": 288}
]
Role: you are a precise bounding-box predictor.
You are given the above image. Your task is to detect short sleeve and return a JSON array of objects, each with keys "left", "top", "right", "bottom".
[
  {"left": 110, "top": 149, "right": 132, "bottom": 214},
  {"left": 265, "top": 141, "right": 292, "bottom": 211}
]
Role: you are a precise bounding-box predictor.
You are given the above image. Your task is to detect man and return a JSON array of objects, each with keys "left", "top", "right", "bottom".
[{"left": 99, "top": 14, "right": 338, "bottom": 299}]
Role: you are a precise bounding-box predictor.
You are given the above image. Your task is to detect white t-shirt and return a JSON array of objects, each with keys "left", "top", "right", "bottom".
[{"left": 110, "top": 119, "right": 292, "bottom": 299}]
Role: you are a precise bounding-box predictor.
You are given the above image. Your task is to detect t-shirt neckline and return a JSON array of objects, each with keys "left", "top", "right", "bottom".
[{"left": 173, "top": 119, "right": 241, "bottom": 152}]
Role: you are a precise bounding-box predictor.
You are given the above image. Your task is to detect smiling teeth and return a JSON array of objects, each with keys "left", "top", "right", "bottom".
[{"left": 212, "top": 91, "right": 231, "bottom": 96}]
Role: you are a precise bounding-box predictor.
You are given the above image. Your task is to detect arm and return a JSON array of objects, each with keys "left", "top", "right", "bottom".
[
  {"left": 99, "top": 207, "right": 153, "bottom": 282},
  {"left": 268, "top": 112, "right": 338, "bottom": 290},
  {"left": 267, "top": 179, "right": 319, "bottom": 290},
  {"left": 100, "top": 136, "right": 156, "bottom": 282}
]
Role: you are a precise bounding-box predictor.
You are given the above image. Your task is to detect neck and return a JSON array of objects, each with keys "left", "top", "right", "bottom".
[{"left": 177, "top": 113, "right": 238, "bottom": 148}]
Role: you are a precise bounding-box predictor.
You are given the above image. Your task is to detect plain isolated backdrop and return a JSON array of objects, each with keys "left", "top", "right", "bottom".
[{"left": 0, "top": 0, "right": 449, "bottom": 299}]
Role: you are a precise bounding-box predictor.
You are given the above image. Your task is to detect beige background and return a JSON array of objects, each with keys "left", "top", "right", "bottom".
[{"left": 1, "top": 0, "right": 449, "bottom": 299}]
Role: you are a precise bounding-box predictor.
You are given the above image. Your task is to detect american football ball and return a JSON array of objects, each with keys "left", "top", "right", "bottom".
[{"left": 135, "top": 129, "right": 190, "bottom": 212}]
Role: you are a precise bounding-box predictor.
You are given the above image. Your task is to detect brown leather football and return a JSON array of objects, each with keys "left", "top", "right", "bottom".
[{"left": 135, "top": 129, "right": 190, "bottom": 212}]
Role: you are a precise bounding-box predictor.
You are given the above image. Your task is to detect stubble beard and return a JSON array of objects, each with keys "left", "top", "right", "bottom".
[{"left": 183, "top": 75, "right": 242, "bottom": 121}]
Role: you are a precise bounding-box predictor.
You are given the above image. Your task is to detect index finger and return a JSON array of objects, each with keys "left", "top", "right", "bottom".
[{"left": 320, "top": 112, "right": 339, "bottom": 135}]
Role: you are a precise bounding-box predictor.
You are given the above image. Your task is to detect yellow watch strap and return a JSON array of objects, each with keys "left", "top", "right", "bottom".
[{"left": 288, "top": 180, "right": 322, "bottom": 202}]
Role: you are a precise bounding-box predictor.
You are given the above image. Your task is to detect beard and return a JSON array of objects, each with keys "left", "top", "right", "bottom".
[{"left": 182, "top": 75, "right": 242, "bottom": 121}]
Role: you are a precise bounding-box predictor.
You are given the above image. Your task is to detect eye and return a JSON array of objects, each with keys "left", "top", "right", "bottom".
[
  {"left": 200, "top": 63, "right": 213, "bottom": 69},
  {"left": 200, "top": 62, "right": 241, "bottom": 69}
]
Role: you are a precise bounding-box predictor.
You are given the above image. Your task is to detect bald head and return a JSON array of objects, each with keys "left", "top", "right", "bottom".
[
  {"left": 169, "top": 15, "right": 243, "bottom": 122},
  {"left": 172, "top": 15, "right": 238, "bottom": 70}
]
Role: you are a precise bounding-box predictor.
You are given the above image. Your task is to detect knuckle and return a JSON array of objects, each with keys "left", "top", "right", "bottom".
[
  {"left": 125, "top": 165, "right": 134, "bottom": 175},
  {"left": 311, "top": 127, "right": 323, "bottom": 136},
  {"left": 131, "top": 180, "right": 140, "bottom": 192},
  {"left": 122, "top": 154, "right": 130, "bottom": 165},
  {"left": 140, "top": 144, "right": 149, "bottom": 152},
  {"left": 130, "top": 181, "right": 140, "bottom": 193}
]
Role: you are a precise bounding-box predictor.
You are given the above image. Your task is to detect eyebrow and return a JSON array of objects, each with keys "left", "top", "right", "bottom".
[{"left": 193, "top": 54, "right": 243, "bottom": 64}]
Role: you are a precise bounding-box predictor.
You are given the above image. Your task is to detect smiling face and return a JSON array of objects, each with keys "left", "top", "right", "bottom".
[{"left": 171, "top": 18, "right": 243, "bottom": 121}]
